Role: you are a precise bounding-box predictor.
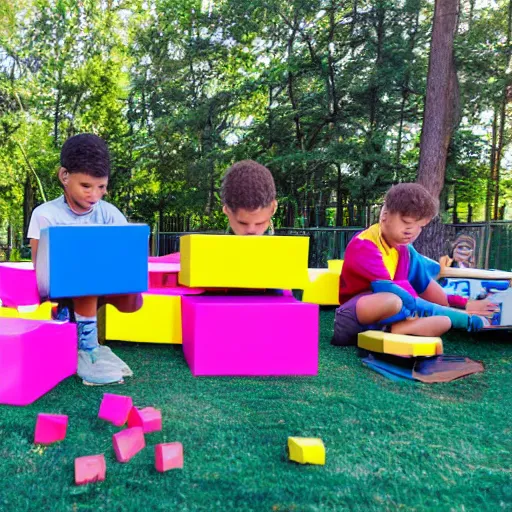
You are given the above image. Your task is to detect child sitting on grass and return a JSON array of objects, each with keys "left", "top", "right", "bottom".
[{"left": 332, "top": 183, "right": 496, "bottom": 346}]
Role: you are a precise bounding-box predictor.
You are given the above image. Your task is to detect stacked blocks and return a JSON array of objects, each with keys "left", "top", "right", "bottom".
[
  {"left": 182, "top": 295, "right": 319, "bottom": 376},
  {"left": 179, "top": 234, "right": 309, "bottom": 289},
  {"left": 155, "top": 442, "right": 183, "bottom": 472},
  {"left": 0, "top": 318, "right": 77, "bottom": 406},
  {"left": 358, "top": 330, "right": 443, "bottom": 357},
  {"left": 127, "top": 407, "right": 162, "bottom": 433},
  {"left": 0, "top": 262, "right": 40, "bottom": 307},
  {"left": 113, "top": 427, "right": 146, "bottom": 463},
  {"left": 36, "top": 224, "right": 149, "bottom": 298},
  {"left": 34, "top": 413, "right": 68, "bottom": 444},
  {"left": 105, "top": 294, "right": 182, "bottom": 344},
  {"left": 75, "top": 455, "right": 106, "bottom": 485},
  {"left": 98, "top": 393, "right": 133, "bottom": 426},
  {"left": 288, "top": 437, "right": 325, "bottom": 465}
]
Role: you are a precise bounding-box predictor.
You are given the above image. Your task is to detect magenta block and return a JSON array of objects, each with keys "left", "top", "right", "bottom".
[
  {"left": 155, "top": 442, "right": 183, "bottom": 472},
  {"left": 127, "top": 406, "right": 162, "bottom": 433},
  {"left": 75, "top": 454, "right": 106, "bottom": 485},
  {"left": 98, "top": 393, "right": 133, "bottom": 426},
  {"left": 0, "top": 262, "right": 40, "bottom": 307},
  {"left": 0, "top": 318, "right": 77, "bottom": 406},
  {"left": 34, "top": 413, "right": 68, "bottom": 444},
  {"left": 182, "top": 296, "right": 319, "bottom": 376},
  {"left": 112, "top": 427, "right": 145, "bottom": 463}
]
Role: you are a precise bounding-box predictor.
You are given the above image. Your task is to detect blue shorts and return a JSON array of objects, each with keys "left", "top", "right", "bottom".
[{"left": 332, "top": 292, "right": 387, "bottom": 346}]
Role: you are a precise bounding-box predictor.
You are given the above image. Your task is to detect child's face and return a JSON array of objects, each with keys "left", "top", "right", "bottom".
[
  {"left": 59, "top": 169, "right": 108, "bottom": 214},
  {"left": 223, "top": 201, "right": 277, "bottom": 235},
  {"left": 380, "top": 207, "right": 430, "bottom": 247}
]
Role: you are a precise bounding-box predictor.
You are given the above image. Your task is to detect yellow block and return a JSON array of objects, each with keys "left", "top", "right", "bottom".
[
  {"left": 105, "top": 294, "right": 182, "bottom": 344},
  {"left": 179, "top": 234, "right": 310, "bottom": 289},
  {"left": 302, "top": 269, "right": 340, "bottom": 305},
  {"left": 358, "top": 330, "right": 443, "bottom": 357},
  {"left": 0, "top": 302, "right": 53, "bottom": 320},
  {"left": 327, "top": 259, "right": 344, "bottom": 273},
  {"left": 288, "top": 437, "right": 325, "bottom": 465}
]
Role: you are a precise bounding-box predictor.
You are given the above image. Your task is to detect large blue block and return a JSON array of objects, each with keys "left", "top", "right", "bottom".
[{"left": 36, "top": 225, "right": 149, "bottom": 298}]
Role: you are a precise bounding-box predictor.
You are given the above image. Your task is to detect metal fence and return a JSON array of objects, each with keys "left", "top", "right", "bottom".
[{"left": 154, "top": 222, "right": 512, "bottom": 270}]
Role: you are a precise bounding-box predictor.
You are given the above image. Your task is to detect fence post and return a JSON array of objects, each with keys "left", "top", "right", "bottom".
[{"left": 484, "top": 222, "right": 492, "bottom": 269}]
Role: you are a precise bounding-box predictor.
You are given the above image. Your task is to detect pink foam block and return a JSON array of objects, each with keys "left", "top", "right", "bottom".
[
  {"left": 127, "top": 406, "right": 162, "bottom": 433},
  {"left": 155, "top": 442, "right": 183, "bottom": 472},
  {"left": 34, "top": 413, "right": 68, "bottom": 444},
  {"left": 0, "top": 262, "right": 40, "bottom": 307},
  {"left": 112, "top": 427, "right": 145, "bottom": 463},
  {"left": 0, "top": 318, "right": 77, "bottom": 406},
  {"left": 74, "top": 454, "right": 106, "bottom": 485},
  {"left": 98, "top": 393, "right": 133, "bottom": 426},
  {"left": 182, "top": 296, "right": 319, "bottom": 376}
]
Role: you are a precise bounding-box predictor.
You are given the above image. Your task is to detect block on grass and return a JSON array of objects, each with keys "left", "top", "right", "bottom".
[
  {"left": 112, "top": 427, "right": 145, "bottom": 463},
  {"left": 302, "top": 268, "right": 341, "bottom": 306},
  {"left": 182, "top": 295, "right": 319, "bottom": 376},
  {"left": 34, "top": 413, "right": 68, "bottom": 444},
  {"left": 155, "top": 442, "right": 183, "bottom": 472},
  {"left": 327, "top": 259, "right": 344, "bottom": 273},
  {"left": 127, "top": 406, "right": 162, "bottom": 433},
  {"left": 178, "top": 234, "right": 309, "bottom": 289},
  {"left": 357, "top": 330, "right": 443, "bottom": 357},
  {"left": 105, "top": 293, "right": 182, "bottom": 344},
  {"left": 98, "top": 393, "right": 133, "bottom": 426},
  {"left": 0, "top": 318, "right": 77, "bottom": 406},
  {"left": 36, "top": 224, "right": 149, "bottom": 298},
  {"left": 288, "top": 437, "right": 325, "bottom": 465},
  {"left": 0, "top": 262, "right": 40, "bottom": 307},
  {"left": 0, "top": 302, "right": 53, "bottom": 320},
  {"left": 75, "top": 454, "right": 106, "bottom": 485}
]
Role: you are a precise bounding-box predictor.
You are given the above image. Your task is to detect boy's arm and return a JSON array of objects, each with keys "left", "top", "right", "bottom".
[{"left": 419, "top": 280, "right": 449, "bottom": 306}]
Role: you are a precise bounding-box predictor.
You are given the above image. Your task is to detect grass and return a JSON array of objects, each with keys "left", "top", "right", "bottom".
[{"left": 1, "top": 309, "right": 511, "bottom": 512}]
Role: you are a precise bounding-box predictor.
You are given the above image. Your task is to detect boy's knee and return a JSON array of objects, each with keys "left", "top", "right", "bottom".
[{"left": 382, "top": 293, "right": 404, "bottom": 316}]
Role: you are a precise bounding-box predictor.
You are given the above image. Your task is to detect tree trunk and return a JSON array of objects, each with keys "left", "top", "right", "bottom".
[
  {"left": 23, "top": 176, "right": 35, "bottom": 243},
  {"left": 417, "top": 0, "right": 460, "bottom": 199}
]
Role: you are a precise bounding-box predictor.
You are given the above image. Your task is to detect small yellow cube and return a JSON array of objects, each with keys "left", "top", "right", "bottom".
[
  {"left": 302, "top": 269, "right": 340, "bottom": 305},
  {"left": 0, "top": 302, "right": 53, "bottom": 320},
  {"left": 288, "top": 437, "right": 325, "bottom": 465}
]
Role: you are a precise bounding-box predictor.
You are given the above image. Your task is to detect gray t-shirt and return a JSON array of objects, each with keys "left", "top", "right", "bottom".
[{"left": 27, "top": 195, "right": 127, "bottom": 240}]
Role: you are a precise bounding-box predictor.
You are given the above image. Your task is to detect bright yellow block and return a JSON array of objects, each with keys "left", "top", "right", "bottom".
[
  {"left": 179, "top": 234, "right": 310, "bottom": 289},
  {"left": 302, "top": 269, "right": 340, "bottom": 305},
  {"left": 0, "top": 302, "right": 53, "bottom": 320},
  {"left": 358, "top": 330, "right": 443, "bottom": 357},
  {"left": 105, "top": 294, "right": 182, "bottom": 344},
  {"left": 327, "top": 259, "right": 344, "bottom": 273},
  {"left": 288, "top": 437, "right": 325, "bottom": 465}
]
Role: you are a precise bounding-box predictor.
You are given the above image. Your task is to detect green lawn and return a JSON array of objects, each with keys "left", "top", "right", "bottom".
[{"left": 1, "top": 310, "right": 511, "bottom": 511}]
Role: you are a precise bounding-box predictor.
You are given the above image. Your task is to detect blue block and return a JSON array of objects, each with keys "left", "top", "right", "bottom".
[{"left": 36, "top": 225, "right": 149, "bottom": 298}]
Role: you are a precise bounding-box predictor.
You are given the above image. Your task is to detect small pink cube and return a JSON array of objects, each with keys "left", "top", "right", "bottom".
[
  {"left": 155, "top": 442, "right": 183, "bottom": 472},
  {"left": 127, "top": 407, "right": 162, "bottom": 433},
  {"left": 34, "top": 413, "right": 68, "bottom": 444},
  {"left": 75, "top": 454, "right": 106, "bottom": 485},
  {"left": 112, "top": 427, "right": 145, "bottom": 463},
  {"left": 98, "top": 393, "right": 133, "bottom": 426}
]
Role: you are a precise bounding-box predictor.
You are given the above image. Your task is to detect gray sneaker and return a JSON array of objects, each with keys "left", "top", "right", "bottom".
[
  {"left": 97, "top": 345, "right": 133, "bottom": 377},
  {"left": 78, "top": 348, "right": 124, "bottom": 386}
]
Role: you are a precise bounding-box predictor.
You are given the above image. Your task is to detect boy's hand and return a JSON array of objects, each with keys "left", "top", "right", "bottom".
[{"left": 466, "top": 299, "right": 500, "bottom": 317}]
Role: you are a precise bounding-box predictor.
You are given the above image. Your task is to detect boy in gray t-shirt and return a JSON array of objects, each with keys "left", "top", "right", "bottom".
[{"left": 28, "top": 133, "right": 141, "bottom": 386}]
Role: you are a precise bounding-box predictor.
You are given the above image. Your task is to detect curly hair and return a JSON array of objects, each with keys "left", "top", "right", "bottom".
[
  {"left": 60, "top": 133, "right": 110, "bottom": 178},
  {"left": 384, "top": 183, "right": 439, "bottom": 219},
  {"left": 221, "top": 160, "right": 276, "bottom": 211}
]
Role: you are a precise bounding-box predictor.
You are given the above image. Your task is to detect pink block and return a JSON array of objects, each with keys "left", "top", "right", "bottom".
[
  {"left": 148, "top": 286, "right": 205, "bottom": 296},
  {"left": 155, "top": 442, "right": 183, "bottom": 472},
  {"left": 148, "top": 253, "right": 181, "bottom": 263},
  {"left": 112, "top": 427, "right": 145, "bottom": 463},
  {"left": 34, "top": 413, "right": 68, "bottom": 444},
  {"left": 127, "top": 406, "right": 162, "bottom": 433},
  {"left": 0, "top": 318, "right": 77, "bottom": 406},
  {"left": 182, "top": 296, "right": 319, "bottom": 376},
  {"left": 0, "top": 262, "right": 40, "bottom": 307},
  {"left": 98, "top": 393, "right": 133, "bottom": 426},
  {"left": 75, "top": 454, "right": 106, "bottom": 485}
]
